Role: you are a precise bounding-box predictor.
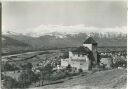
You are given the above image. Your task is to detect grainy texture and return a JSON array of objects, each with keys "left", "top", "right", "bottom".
[{"left": 29, "top": 69, "right": 126, "bottom": 89}]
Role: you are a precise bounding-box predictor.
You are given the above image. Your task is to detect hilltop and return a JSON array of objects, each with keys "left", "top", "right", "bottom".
[{"left": 30, "top": 69, "right": 126, "bottom": 89}]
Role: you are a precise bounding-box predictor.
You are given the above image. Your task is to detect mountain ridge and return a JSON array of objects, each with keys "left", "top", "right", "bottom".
[{"left": 2, "top": 32, "right": 127, "bottom": 49}]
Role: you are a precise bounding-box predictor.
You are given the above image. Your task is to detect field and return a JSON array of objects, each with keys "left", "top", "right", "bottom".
[{"left": 2, "top": 50, "right": 63, "bottom": 67}]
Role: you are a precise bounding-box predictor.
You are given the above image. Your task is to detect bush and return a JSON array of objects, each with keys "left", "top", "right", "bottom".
[
  {"left": 66, "top": 64, "right": 72, "bottom": 72},
  {"left": 50, "top": 69, "right": 79, "bottom": 81},
  {"left": 78, "top": 69, "right": 83, "bottom": 73},
  {"left": 2, "top": 62, "right": 19, "bottom": 72},
  {"left": 18, "top": 70, "right": 39, "bottom": 88},
  {"left": 20, "top": 62, "right": 33, "bottom": 70},
  {"left": 62, "top": 52, "right": 69, "bottom": 59},
  {"left": 2, "top": 75, "right": 19, "bottom": 88},
  {"left": 113, "top": 60, "right": 127, "bottom": 68},
  {"left": 50, "top": 72, "right": 66, "bottom": 81}
]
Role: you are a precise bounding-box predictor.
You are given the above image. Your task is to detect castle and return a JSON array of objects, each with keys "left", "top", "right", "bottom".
[{"left": 61, "top": 37, "right": 98, "bottom": 71}]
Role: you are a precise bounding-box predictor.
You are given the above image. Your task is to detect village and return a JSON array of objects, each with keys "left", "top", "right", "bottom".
[
  {"left": 1, "top": 1, "right": 127, "bottom": 89},
  {"left": 1, "top": 37, "right": 127, "bottom": 89}
]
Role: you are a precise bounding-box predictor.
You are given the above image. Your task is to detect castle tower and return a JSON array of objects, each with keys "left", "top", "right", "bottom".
[{"left": 83, "top": 37, "right": 98, "bottom": 63}]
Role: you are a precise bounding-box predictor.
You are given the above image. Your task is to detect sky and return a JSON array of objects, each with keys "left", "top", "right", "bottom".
[{"left": 2, "top": 1, "right": 127, "bottom": 35}]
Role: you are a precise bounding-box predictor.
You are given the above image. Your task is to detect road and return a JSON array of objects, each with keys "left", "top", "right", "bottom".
[{"left": 2, "top": 51, "right": 45, "bottom": 61}]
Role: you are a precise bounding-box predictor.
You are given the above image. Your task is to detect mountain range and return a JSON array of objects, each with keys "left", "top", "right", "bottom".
[{"left": 2, "top": 31, "right": 127, "bottom": 53}]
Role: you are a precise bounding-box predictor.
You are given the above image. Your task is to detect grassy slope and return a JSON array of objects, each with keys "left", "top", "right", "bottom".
[{"left": 30, "top": 69, "right": 127, "bottom": 89}]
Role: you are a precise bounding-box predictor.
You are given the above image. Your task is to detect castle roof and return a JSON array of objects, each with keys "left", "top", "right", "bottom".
[
  {"left": 84, "top": 37, "right": 97, "bottom": 45},
  {"left": 71, "top": 46, "right": 95, "bottom": 61},
  {"left": 71, "top": 46, "right": 91, "bottom": 55}
]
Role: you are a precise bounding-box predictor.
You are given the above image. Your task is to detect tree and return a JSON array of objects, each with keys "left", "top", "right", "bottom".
[
  {"left": 18, "top": 71, "right": 30, "bottom": 88},
  {"left": 40, "top": 64, "right": 53, "bottom": 85},
  {"left": 20, "top": 62, "right": 33, "bottom": 70},
  {"left": 66, "top": 64, "right": 72, "bottom": 72},
  {"left": 18, "top": 70, "right": 39, "bottom": 88},
  {"left": 26, "top": 62, "right": 33, "bottom": 70},
  {"left": 2, "top": 62, "right": 19, "bottom": 71},
  {"left": 3, "top": 75, "right": 19, "bottom": 88},
  {"left": 62, "top": 52, "right": 69, "bottom": 59},
  {"left": 113, "top": 60, "right": 127, "bottom": 68},
  {"left": 45, "top": 64, "right": 53, "bottom": 74},
  {"left": 78, "top": 69, "right": 83, "bottom": 73}
]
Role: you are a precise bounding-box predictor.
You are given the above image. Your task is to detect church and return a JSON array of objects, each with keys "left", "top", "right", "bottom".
[{"left": 61, "top": 37, "right": 98, "bottom": 71}]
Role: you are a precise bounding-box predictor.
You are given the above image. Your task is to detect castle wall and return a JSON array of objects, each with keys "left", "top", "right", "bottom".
[
  {"left": 69, "top": 51, "right": 87, "bottom": 60},
  {"left": 61, "top": 51, "right": 91, "bottom": 71},
  {"left": 83, "top": 44, "right": 92, "bottom": 50}
]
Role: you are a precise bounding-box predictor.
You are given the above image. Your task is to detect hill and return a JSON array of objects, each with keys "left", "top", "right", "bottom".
[
  {"left": 30, "top": 69, "right": 126, "bottom": 89},
  {"left": 2, "top": 36, "right": 30, "bottom": 47},
  {"left": 2, "top": 36, "right": 32, "bottom": 54}
]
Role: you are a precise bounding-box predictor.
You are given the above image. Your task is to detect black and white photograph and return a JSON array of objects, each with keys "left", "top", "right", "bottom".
[{"left": 1, "top": 1, "right": 127, "bottom": 89}]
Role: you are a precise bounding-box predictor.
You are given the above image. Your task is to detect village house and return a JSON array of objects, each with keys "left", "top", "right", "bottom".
[
  {"left": 61, "top": 37, "right": 98, "bottom": 71},
  {"left": 100, "top": 56, "right": 113, "bottom": 69}
]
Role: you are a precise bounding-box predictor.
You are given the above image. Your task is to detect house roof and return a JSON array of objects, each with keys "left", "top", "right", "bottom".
[
  {"left": 71, "top": 46, "right": 91, "bottom": 54},
  {"left": 84, "top": 37, "right": 97, "bottom": 45}
]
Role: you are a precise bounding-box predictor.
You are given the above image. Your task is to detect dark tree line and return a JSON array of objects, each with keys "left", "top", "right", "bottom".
[{"left": 2, "top": 62, "right": 19, "bottom": 72}]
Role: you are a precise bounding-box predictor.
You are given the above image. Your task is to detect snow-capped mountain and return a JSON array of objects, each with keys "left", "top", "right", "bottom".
[
  {"left": 3, "top": 30, "right": 127, "bottom": 47},
  {"left": 3, "top": 24, "right": 126, "bottom": 37},
  {"left": 2, "top": 24, "right": 127, "bottom": 54}
]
